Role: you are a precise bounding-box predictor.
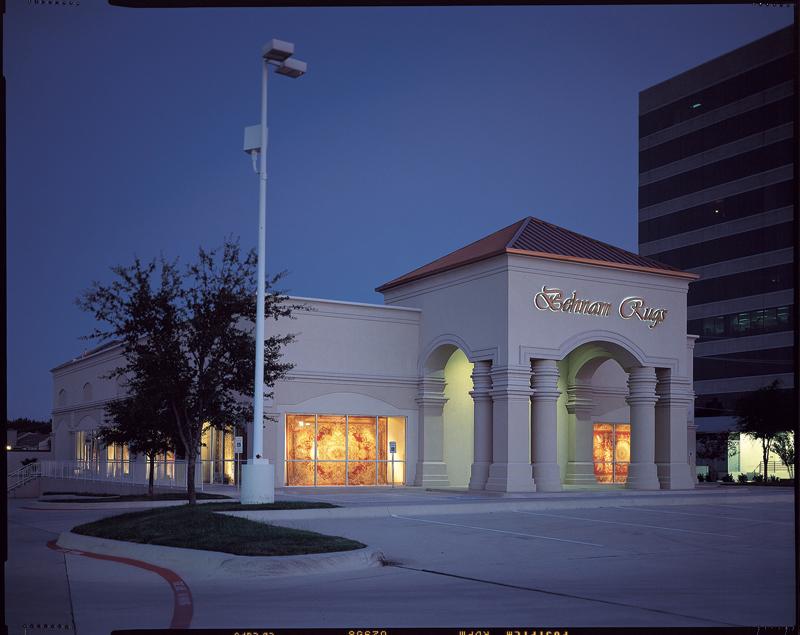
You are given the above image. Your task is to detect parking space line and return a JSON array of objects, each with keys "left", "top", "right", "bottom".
[
  {"left": 388, "top": 564, "right": 738, "bottom": 626},
  {"left": 389, "top": 513, "right": 604, "bottom": 547},
  {"left": 615, "top": 506, "right": 793, "bottom": 526},
  {"left": 514, "top": 510, "right": 738, "bottom": 538}
]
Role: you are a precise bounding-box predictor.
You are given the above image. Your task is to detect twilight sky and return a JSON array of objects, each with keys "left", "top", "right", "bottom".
[{"left": 5, "top": 2, "right": 794, "bottom": 420}]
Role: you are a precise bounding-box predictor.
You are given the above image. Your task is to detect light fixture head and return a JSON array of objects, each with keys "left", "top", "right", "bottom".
[
  {"left": 263, "top": 39, "right": 294, "bottom": 62},
  {"left": 275, "top": 58, "right": 307, "bottom": 78}
]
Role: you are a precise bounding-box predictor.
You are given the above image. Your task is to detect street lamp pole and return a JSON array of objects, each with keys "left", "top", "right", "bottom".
[{"left": 240, "top": 39, "right": 307, "bottom": 505}]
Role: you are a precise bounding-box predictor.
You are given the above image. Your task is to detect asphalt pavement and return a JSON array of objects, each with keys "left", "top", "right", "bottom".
[{"left": 5, "top": 487, "right": 796, "bottom": 633}]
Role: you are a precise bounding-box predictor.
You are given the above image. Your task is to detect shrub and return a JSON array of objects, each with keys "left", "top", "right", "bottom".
[
  {"left": 737, "top": 473, "right": 748, "bottom": 484},
  {"left": 752, "top": 473, "right": 764, "bottom": 483},
  {"left": 721, "top": 473, "right": 733, "bottom": 482},
  {"left": 767, "top": 475, "right": 780, "bottom": 485},
  {"left": 20, "top": 457, "right": 38, "bottom": 466},
  {"left": 697, "top": 473, "right": 705, "bottom": 482}
]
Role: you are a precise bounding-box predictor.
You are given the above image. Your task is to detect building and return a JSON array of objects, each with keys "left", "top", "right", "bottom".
[
  {"left": 51, "top": 216, "right": 698, "bottom": 492},
  {"left": 637, "top": 26, "right": 794, "bottom": 478}
]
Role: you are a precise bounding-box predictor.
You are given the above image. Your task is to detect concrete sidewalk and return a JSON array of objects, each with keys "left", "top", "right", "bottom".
[{"left": 225, "top": 487, "right": 793, "bottom": 521}]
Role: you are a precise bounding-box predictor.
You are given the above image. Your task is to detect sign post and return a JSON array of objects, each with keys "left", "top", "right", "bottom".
[
  {"left": 234, "top": 435, "right": 244, "bottom": 489},
  {"left": 389, "top": 441, "right": 396, "bottom": 489}
]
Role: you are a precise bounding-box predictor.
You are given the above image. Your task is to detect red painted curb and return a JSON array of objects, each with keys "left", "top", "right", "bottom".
[{"left": 47, "top": 539, "right": 193, "bottom": 628}]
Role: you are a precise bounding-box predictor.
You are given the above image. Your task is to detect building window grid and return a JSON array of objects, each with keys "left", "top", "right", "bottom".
[
  {"left": 286, "top": 413, "right": 405, "bottom": 486},
  {"left": 695, "top": 305, "right": 793, "bottom": 340}
]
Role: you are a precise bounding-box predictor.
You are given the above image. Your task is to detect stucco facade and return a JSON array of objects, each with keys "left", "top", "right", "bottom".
[{"left": 51, "top": 217, "right": 698, "bottom": 492}]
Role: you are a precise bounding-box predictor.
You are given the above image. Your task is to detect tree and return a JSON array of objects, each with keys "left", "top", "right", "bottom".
[
  {"left": 770, "top": 432, "right": 795, "bottom": 480},
  {"left": 695, "top": 432, "right": 737, "bottom": 479},
  {"left": 735, "top": 381, "right": 794, "bottom": 481},
  {"left": 7, "top": 418, "right": 51, "bottom": 434},
  {"left": 98, "top": 388, "right": 177, "bottom": 497},
  {"left": 78, "top": 239, "right": 298, "bottom": 504}
]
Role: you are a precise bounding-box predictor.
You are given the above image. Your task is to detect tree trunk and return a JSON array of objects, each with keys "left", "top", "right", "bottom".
[
  {"left": 762, "top": 439, "right": 769, "bottom": 481},
  {"left": 148, "top": 453, "right": 155, "bottom": 497},
  {"left": 187, "top": 449, "right": 197, "bottom": 505}
]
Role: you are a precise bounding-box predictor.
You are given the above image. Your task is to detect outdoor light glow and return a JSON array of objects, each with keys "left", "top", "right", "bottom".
[
  {"left": 691, "top": 102, "right": 702, "bottom": 108},
  {"left": 6, "top": 445, "right": 11, "bottom": 451}
]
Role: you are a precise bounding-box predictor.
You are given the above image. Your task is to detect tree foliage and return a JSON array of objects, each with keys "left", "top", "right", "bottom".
[
  {"left": 78, "top": 239, "right": 300, "bottom": 503},
  {"left": 98, "top": 389, "right": 178, "bottom": 496},
  {"left": 735, "top": 381, "right": 794, "bottom": 480},
  {"left": 770, "top": 432, "right": 795, "bottom": 479}
]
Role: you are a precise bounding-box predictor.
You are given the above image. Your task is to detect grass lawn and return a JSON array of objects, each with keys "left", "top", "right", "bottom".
[
  {"left": 41, "top": 492, "right": 231, "bottom": 502},
  {"left": 72, "top": 503, "right": 363, "bottom": 556}
]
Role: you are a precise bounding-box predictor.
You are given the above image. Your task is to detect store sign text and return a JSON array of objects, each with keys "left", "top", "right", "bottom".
[{"left": 533, "top": 286, "right": 668, "bottom": 329}]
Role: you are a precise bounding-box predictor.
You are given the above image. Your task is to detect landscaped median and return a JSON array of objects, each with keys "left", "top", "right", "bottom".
[{"left": 56, "top": 502, "right": 385, "bottom": 577}]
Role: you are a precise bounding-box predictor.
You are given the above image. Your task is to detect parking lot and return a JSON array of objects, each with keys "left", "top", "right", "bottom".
[{"left": 6, "top": 490, "right": 796, "bottom": 633}]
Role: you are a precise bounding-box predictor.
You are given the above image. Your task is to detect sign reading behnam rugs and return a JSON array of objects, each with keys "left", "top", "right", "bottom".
[{"left": 533, "top": 286, "right": 668, "bottom": 329}]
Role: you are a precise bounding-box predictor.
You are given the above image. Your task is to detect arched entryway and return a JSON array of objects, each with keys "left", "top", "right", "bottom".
[
  {"left": 562, "top": 343, "right": 638, "bottom": 487},
  {"left": 416, "top": 340, "right": 475, "bottom": 488}
]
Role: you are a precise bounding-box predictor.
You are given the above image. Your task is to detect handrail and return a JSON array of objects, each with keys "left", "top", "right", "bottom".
[{"left": 7, "top": 462, "right": 41, "bottom": 492}]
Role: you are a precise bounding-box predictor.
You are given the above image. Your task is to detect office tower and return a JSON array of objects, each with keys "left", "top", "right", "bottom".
[{"left": 638, "top": 26, "right": 794, "bottom": 477}]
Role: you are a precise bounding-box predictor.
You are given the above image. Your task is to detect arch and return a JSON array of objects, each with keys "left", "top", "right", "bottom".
[
  {"left": 558, "top": 329, "right": 647, "bottom": 376},
  {"left": 57, "top": 389, "right": 68, "bottom": 407},
  {"left": 76, "top": 414, "right": 100, "bottom": 431},
  {"left": 82, "top": 382, "right": 93, "bottom": 402},
  {"left": 420, "top": 334, "right": 475, "bottom": 376}
]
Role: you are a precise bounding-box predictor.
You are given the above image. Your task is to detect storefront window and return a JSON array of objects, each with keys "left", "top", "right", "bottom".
[
  {"left": 593, "top": 423, "right": 630, "bottom": 484},
  {"left": 106, "top": 443, "right": 131, "bottom": 477},
  {"left": 286, "top": 414, "right": 406, "bottom": 486}
]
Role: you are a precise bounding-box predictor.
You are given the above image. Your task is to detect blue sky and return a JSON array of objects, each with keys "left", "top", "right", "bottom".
[{"left": 5, "top": 1, "right": 794, "bottom": 419}]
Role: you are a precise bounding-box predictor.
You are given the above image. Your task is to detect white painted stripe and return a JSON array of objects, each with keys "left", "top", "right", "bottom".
[
  {"left": 513, "top": 510, "right": 738, "bottom": 538},
  {"left": 389, "top": 513, "right": 604, "bottom": 547},
  {"left": 612, "top": 506, "right": 793, "bottom": 526}
]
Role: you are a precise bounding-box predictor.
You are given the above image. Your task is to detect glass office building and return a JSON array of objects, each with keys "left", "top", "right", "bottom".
[{"left": 637, "top": 26, "right": 795, "bottom": 477}]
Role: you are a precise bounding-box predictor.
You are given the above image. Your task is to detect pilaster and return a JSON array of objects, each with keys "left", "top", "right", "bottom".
[
  {"left": 530, "top": 359, "right": 562, "bottom": 492},
  {"left": 414, "top": 376, "right": 450, "bottom": 487},
  {"left": 485, "top": 365, "right": 536, "bottom": 493},
  {"left": 625, "top": 366, "right": 661, "bottom": 490},
  {"left": 468, "top": 360, "right": 493, "bottom": 491},
  {"left": 564, "top": 381, "right": 596, "bottom": 485},
  {"left": 654, "top": 371, "right": 696, "bottom": 490}
]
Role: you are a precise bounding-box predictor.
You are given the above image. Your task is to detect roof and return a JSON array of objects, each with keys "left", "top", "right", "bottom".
[
  {"left": 376, "top": 216, "right": 698, "bottom": 292},
  {"left": 50, "top": 339, "right": 122, "bottom": 372}
]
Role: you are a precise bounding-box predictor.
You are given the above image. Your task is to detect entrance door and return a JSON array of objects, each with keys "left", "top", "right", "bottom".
[{"left": 593, "top": 423, "right": 631, "bottom": 483}]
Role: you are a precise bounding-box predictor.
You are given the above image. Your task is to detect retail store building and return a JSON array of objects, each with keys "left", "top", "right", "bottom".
[{"left": 51, "top": 217, "right": 698, "bottom": 492}]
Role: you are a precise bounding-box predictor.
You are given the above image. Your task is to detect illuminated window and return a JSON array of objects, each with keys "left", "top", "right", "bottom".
[
  {"left": 593, "top": 423, "right": 630, "bottom": 484},
  {"left": 286, "top": 414, "right": 406, "bottom": 486}
]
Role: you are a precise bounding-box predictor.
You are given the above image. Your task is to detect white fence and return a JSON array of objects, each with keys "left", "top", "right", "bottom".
[{"left": 38, "top": 460, "right": 206, "bottom": 490}]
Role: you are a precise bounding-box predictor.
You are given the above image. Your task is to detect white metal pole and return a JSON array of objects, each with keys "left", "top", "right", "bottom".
[
  {"left": 241, "top": 50, "right": 276, "bottom": 504},
  {"left": 252, "top": 57, "right": 269, "bottom": 464}
]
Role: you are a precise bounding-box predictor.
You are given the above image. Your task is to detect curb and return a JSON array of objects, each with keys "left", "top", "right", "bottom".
[
  {"left": 56, "top": 531, "right": 385, "bottom": 577},
  {"left": 221, "top": 491, "right": 793, "bottom": 522},
  {"left": 25, "top": 498, "right": 235, "bottom": 511}
]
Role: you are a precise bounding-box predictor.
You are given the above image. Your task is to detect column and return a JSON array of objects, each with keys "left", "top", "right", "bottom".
[
  {"left": 626, "top": 366, "right": 661, "bottom": 490},
  {"left": 654, "top": 370, "right": 696, "bottom": 490},
  {"left": 531, "top": 359, "right": 562, "bottom": 492},
  {"left": 414, "top": 376, "right": 450, "bottom": 488},
  {"left": 468, "top": 360, "right": 493, "bottom": 491},
  {"left": 485, "top": 365, "right": 536, "bottom": 493},
  {"left": 564, "top": 381, "right": 596, "bottom": 485}
]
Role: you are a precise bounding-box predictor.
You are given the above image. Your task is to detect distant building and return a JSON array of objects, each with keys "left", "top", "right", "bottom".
[{"left": 638, "top": 26, "right": 794, "bottom": 478}]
